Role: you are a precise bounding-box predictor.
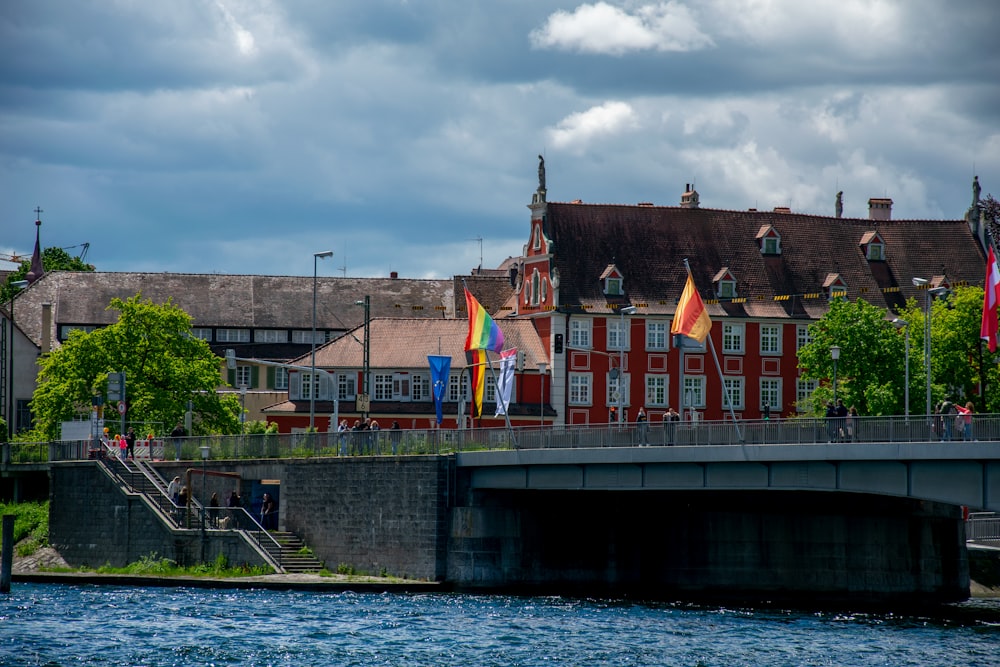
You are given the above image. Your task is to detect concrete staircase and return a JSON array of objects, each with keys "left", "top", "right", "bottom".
[{"left": 264, "top": 531, "right": 325, "bottom": 573}]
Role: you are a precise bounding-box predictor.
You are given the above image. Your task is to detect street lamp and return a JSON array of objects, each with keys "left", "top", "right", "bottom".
[
  {"left": 829, "top": 345, "right": 840, "bottom": 404},
  {"left": 618, "top": 306, "right": 638, "bottom": 425},
  {"left": 6, "top": 280, "right": 28, "bottom": 440},
  {"left": 310, "top": 251, "right": 333, "bottom": 431},
  {"left": 892, "top": 318, "right": 909, "bottom": 421},
  {"left": 239, "top": 385, "right": 247, "bottom": 433},
  {"left": 537, "top": 362, "right": 547, "bottom": 428},
  {"left": 199, "top": 444, "right": 210, "bottom": 561},
  {"left": 913, "top": 277, "right": 950, "bottom": 424},
  {"left": 354, "top": 295, "right": 371, "bottom": 420}
]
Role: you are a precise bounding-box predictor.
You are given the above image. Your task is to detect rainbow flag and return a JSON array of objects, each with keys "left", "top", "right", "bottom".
[{"left": 464, "top": 287, "right": 505, "bottom": 352}]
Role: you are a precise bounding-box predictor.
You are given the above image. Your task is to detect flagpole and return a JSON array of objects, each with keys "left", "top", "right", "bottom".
[{"left": 682, "top": 259, "right": 743, "bottom": 443}]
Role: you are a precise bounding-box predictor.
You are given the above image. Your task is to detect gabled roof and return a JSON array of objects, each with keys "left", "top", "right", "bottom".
[
  {"left": 298, "top": 317, "right": 545, "bottom": 371},
  {"left": 11, "top": 271, "right": 454, "bottom": 349},
  {"left": 543, "top": 202, "right": 985, "bottom": 319}
]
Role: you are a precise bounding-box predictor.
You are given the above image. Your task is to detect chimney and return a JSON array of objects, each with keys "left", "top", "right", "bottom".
[
  {"left": 773, "top": 206, "right": 791, "bottom": 214},
  {"left": 680, "top": 183, "right": 700, "bottom": 209},
  {"left": 42, "top": 302, "right": 52, "bottom": 354},
  {"left": 390, "top": 271, "right": 398, "bottom": 280},
  {"left": 868, "top": 197, "right": 892, "bottom": 221}
]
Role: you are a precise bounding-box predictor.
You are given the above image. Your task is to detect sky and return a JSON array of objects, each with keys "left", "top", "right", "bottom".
[{"left": 1, "top": 1, "right": 998, "bottom": 280}]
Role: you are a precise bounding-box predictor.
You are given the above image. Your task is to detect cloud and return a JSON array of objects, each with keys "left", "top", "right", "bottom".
[
  {"left": 530, "top": 1, "right": 713, "bottom": 55},
  {"left": 549, "top": 101, "right": 639, "bottom": 151}
]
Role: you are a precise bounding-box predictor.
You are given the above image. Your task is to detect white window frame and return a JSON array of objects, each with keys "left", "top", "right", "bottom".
[
  {"left": 762, "top": 237, "right": 781, "bottom": 255},
  {"left": 760, "top": 324, "right": 781, "bottom": 355},
  {"left": 569, "top": 373, "right": 592, "bottom": 405},
  {"left": 722, "top": 323, "right": 744, "bottom": 354},
  {"left": 722, "top": 377, "right": 745, "bottom": 410},
  {"left": 718, "top": 280, "right": 736, "bottom": 299},
  {"left": 796, "top": 378, "right": 818, "bottom": 412},
  {"left": 867, "top": 243, "right": 884, "bottom": 261},
  {"left": 337, "top": 373, "right": 357, "bottom": 400},
  {"left": 300, "top": 372, "right": 319, "bottom": 400},
  {"left": 292, "top": 330, "right": 326, "bottom": 344},
  {"left": 254, "top": 329, "right": 288, "bottom": 343},
  {"left": 608, "top": 319, "right": 628, "bottom": 351},
  {"left": 682, "top": 376, "right": 705, "bottom": 409},
  {"left": 570, "top": 319, "right": 592, "bottom": 348},
  {"left": 796, "top": 324, "right": 812, "bottom": 352},
  {"left": 605, "top": 277, "right": 622, "bottom": 296},
  {"left": 217, "top": 328, "right": 250, "bottom": 343},
  {"left": 448, "top": 374, "right": 465, "bottom": 402},
  {"left": 274, "top": 367, "right": 289, "bottom": 391},
  {"left": 235, "top": 365, "right": 252, "bottom": 389},
  {"left": 606, "top": 372, "right": 629, "bottom": 407},
  {"left": 191, "top": 328, "right": 212, "bottom": 341},
  {"left": 760, "top": 378, "right": 781, "bottom": 410},
  {"left": 411, "top": 373, "right": 429, "bottom": 401},
  {"left": 645, "top": 374, "right": 668, "bottom": 407},
  {"left": 373, "top": 373, "right": 394, "bottom": 401},
  {"left": 646, "top": 321, "right": 668, "bottom": 350}
]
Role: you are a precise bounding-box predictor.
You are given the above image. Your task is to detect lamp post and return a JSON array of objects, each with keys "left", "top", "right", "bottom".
[
  {"left": 6, "top": 280, "right": 28, "bottom": 440},
  {"left": 239, "top": 385, "right": 247, "bottom": 433},
  {"left": 618, "top": 306, "right": 638, "bottom": 425},
  {"left": 829, "top": 345, "right": 840, "bottom": 404},
  {"left": 913, "top": 278, "right": 950, "bottom": 424},
  {"left": 892, "top": 318, "right": 909, "bottom": 421},
  {"left": 537, "top": 362, "right": 547, "bottom": 428},
  {"left": 310, "top": 251, "right": 333, "bottom": 431},
  {"left": 199, "top": 444, "right": 210, "bottom": 561},
  {"left": 354, "top": 295, "right": 371, "bottom": 421}
]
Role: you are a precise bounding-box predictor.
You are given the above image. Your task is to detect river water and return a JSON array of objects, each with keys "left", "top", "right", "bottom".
[{"left": 3, "top": 584, "right": 999, "bottom": 666}]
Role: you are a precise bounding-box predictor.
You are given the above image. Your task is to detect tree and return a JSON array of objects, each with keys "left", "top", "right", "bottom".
[
  {"left": 29, "top": 295, "right": 240, "bottom": 440},
  {"left": 797, "top": 297, "right": 906, "bottom": 416},
  {"left": 1, "top": 246, "right": 95, "bottom": 303}
]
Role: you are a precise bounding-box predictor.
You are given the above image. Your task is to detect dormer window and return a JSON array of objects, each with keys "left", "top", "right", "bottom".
[
  {"left": 713, "top": 268, "right": 737, "bottom": 299},
  {"left": 860, "top": 231, "right": 885, "bottom": 261},
  {"left": 823, "top": 273, "right": 848, "bottom": 300},
  {"left": 600, "top": 264, "right": 625, "bottom": 297},
  {"left": 756, "top": 224, "right": 782, "bottom": 255}
]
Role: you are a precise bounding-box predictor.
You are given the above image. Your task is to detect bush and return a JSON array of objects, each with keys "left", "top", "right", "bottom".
[{"left": 0, "top": 500, "right": 49, "bottom": 552}]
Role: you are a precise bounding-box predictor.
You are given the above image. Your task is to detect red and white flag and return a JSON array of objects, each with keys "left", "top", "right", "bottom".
[{"left": 981, "top": 245, "right": 1000, "bottom": 352}]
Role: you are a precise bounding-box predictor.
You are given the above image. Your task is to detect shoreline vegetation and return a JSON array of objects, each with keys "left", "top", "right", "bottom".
[{"left": 3, "top": 500, "right": 998, "bottom": 597}]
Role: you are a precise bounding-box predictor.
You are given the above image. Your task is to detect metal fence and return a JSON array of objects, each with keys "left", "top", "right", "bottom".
[
  {"left": 967, "top": 512, "right": 1000, "bottom": 542},
  {"left": 4, "top": 413, "right": 992, "bottom": 464}
]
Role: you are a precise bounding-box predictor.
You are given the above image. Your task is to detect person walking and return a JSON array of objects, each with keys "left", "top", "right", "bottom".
[
  {"left": 955, "top": 402, "right": 974, "bottom": 441},
  {"left": 665, "top": 407, "right": 680, "bottom": 446},
  {"left": 635, "top": 407, "right": 648, "bottom": 446},
  {"left": 124, "top": 427, "right": 137, "bottom": 460}
]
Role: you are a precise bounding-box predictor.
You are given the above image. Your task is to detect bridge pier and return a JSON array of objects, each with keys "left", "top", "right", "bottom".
[{"left": 448, "top": 489, "right": 969, "bottom": 604}]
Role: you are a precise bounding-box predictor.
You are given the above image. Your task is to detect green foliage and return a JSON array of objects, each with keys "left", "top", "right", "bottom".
[
  {"left": 29, "top": 294, "right": 242, "bottom": 440},
  {"left": 91, "top": 553, "right": 270, "bottom": 577},
  {"left": 0, "top": 501, "right": 49, "bottom": 556},
  {"left": 797, "top": 298, "right": 907, "bottom": 415},
  {"left": 1, "top": 246, "right": 95, "bottom": 303},
  {"left": 244, "top": 420, "right": 279, "bottom": 435}
]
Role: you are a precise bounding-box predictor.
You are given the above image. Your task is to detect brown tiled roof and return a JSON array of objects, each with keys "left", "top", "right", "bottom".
[
  {"left": 298, "top": 317, "right": 545, "bottom": 370},
  {"left": 453, "top": 275, "right": 515, "bottom": 316},
  {"left": 544, "top": 202, "right": 986, "bottom": 319},
  {"left": 11, "top": 271, "right": 454, "bottom": 349}
]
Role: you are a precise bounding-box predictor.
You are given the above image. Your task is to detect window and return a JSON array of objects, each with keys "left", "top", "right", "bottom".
[
  {"left": 760, "top": 378, "right": 781, "bottom": 410},
  {"left": 533, "top": 223, "right": 541, "bottom": 250},
  {"left": 605, "top": 277, "right": 622, "bottom": 296},
  {"left": 59, "top": 324, "right": 96, "bottom": 339},
  {"left": 292, "top": 330, "right": 326, "bottom": 344},
  {"left": 867, "top": 243, "right": 884, "bottom": 260},
  {"left": 531, "top": 270, "right": 540, "bottom": 305},
  {"left": 718, "top": 280, "right": 736, "bottom": 298},
  {"left": 373, "top": 373, "right": 394, "bottom": 400},
  {"left": 337, "top": 373, "right": 357, "bottom": 400},
  {"left": 300, "top": 372, "right": 319, "bottom": 399},
  {"left": 607, "top": 372, "right": 629, "bottom": 406},
  {"left": 646, "top": 321, "right": 668, "bottom": 350},
  {"left": 235, "top": 365, "right": 252, "bottom": 389},
  {"left": 411, "top": 373, "right": 429, "bottom": 401},
  {"left": 645, "top": 375, "right": 668, "bottom": 407},
  {"left": 608, "top": 319, "right": 628, "bottom": 351},
  {"left": 191, "top": 328, "right": 212, "bottom": 341},
  {"left": 760, "top": 324, "right": 781, "bottom": 355},
  {"left": 254, "top": 329, "right": 288, "bottom": 343},
  {"left": 217, "top": 328, "right": 250, "bottom": 343},
  {"left": 274, "top": 367, "right": 289, "bottom": 391},
  {"left": 541, "top": 277, "right": 548, "bottom": 304},
  {"left": 448, "top": 374, "right": 464, "bottom": 402},
  {"left": 762, "top": 237, "right": 781, "bottom": 255},
  {"left": 682, "top": 376, "right": 705, "bottom": 409},
  {"left": 568, "top": 373, "right": 591, "bottom": 405},
  {"left": 796, "top": 325, "right": 812, "bottom": 352},
  {"left": 722, "top": 323, "right": 744, "bottom": 354},
  {"left": 796, "top": 378, "right": 818, "bottom": 412},
  {"left": 570, "top": 320, "right": 592, "bottom": 348},
  {"left": 722, "top": 377, "right": 745, "bottom": 410}
]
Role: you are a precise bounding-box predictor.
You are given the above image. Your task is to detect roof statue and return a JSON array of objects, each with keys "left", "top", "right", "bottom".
[
  {"left": 537, "top": 155, "right": 546, "bottom": 192},
  {"left": 835, "top": 191, "right": 843, "bottom": 219},
  {"left": 973, "top": 175, "right": 981, "bottom": 207}
]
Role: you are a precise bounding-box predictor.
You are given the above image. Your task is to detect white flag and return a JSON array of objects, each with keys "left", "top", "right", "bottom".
[{"left": 494, "top": 348, "right": 518, "bottom": 416}]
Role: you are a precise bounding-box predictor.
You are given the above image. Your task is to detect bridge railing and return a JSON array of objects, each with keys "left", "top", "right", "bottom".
[
  {"left": 967, "top": 512, "right": 1000, "bottom": 542},
  {"left": 17, "top": 413, "right": 1000, "bottom": 463}
]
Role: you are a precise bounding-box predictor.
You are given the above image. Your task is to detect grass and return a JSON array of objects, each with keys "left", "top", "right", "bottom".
[
  {"left": 0, "top": 500, "right": 49, "bottom": 557},
  {"left": 67, "top": 553, "right": 272, "bottom": 578}
]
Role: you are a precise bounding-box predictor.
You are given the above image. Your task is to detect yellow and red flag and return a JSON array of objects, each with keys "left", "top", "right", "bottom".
[{"left": 670, "top": 274, "right": 712, "bottom": 343}]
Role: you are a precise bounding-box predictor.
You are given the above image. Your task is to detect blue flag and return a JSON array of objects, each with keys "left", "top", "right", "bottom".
[{"left": 428, "top": 355, "right": 451, "bottom": 425}]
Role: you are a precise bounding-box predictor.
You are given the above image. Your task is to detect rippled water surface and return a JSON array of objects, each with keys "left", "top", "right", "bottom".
[{"left": 3, "top": 584, "right": 999, "bottom": 666}]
